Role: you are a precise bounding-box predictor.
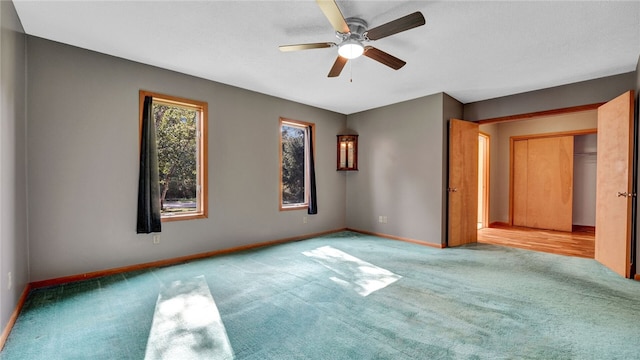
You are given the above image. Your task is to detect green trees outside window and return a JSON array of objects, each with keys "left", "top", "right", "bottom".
[
  {"left": 139, "top": 90, "right": 208, "bottom": 221},
  {"left": 153, "top": 102, "right": 198, "bottom": 214},
  {"left": 280, "top": 118, "right": 314, "bottom": 210},
  {"left": 281, "top": 123, "right": 306, "bottom": 205}
]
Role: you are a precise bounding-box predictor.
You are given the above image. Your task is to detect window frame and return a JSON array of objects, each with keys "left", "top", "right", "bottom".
[
  {"left": 279, "top": 117, "right": 315, "bottom": 211},
  {"left": 139, "top": 90, "right": 208, "bottom": 222}
]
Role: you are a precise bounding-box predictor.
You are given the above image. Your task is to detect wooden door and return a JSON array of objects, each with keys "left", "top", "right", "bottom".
[
  {"left": 512, "top": 136, "right": 574, "bottom": 231},
  {"left": 595, "top": 90, "right": 635, "bottom": 278},
  {"left": 448, "top": 119, "right": 479, "bottom": 247}
]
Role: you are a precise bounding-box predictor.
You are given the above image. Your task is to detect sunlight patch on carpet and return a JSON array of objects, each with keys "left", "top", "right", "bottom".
[
  {"left": 144, "top": 275, "right": 234, "bottom": 360},
  {"left": 303, "top": 245, "right": 402, "bottom": 296}
]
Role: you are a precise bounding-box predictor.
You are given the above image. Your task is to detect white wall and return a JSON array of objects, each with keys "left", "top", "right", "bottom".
[
  {"left": 573, "top": 134, "right": 597, "bottom": 226},
  {"left": 0, "top": 0, "right": 28, "bottom": 333},
  {"left": 345, "top": 93, "right": 460, "bottom": 246},
  {"left": 479, "top": 110, "right": 597, "bottom": 224},
  {"left": 26, "top": 37, "right": 347, "bottom": 281}
]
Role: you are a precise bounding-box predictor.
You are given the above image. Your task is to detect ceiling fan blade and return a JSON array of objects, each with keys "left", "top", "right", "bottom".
[
  {"left": 363, "top": 46, "right": 406, "bottom": 70},
  {"left": 279, "top": 42, "right": 335, "bottom": 52},
  {"left": 365, "top": 12, "right": 426, "bottom": 40},
  {"left": 328, "top": 56, "right": 348, "bottom": 77},
  {"left": 316, "top": 0, "right": 350, "bottom": 34}
]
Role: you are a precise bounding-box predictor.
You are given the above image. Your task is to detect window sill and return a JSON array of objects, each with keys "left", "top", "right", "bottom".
[
  {"left": 161, "top": 212, "right": 207, "bottom": 222},
  {"left": 279, "top": 204, "right": 309, "bottom": 212}
]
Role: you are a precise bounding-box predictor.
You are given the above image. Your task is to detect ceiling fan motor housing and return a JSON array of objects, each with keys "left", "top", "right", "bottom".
[{"left": 338, "top": 17, "right": 368, "bottom": 42}]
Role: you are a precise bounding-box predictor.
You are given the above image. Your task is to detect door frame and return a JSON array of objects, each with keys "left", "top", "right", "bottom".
[
  {"left": 477, "top": 103, "right": 603, "bottom": 231},
  {"left": 471, "top": 100, "right": 637, "bottom": 278},
  {"left": 478, "top": 132, "right": 490, "bottom": 229}
]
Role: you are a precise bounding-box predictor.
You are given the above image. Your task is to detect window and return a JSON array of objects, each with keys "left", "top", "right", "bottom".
[
  {"left": 139, "top": 90, "right": 208, "bottom": 221},
  {"left": 280, "top": 118, "right": 315, "bottom": 210}
]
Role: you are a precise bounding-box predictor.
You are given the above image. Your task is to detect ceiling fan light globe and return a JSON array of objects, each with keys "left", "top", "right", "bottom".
[{"left": 338, "top": 40, "right": 364, "bottom": 59}]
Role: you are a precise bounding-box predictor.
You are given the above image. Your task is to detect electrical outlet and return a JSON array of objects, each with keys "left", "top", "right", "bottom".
[
  {"left": 378, "top": 216, "right": 383, "bottom": 223},
  {"left": 7, "top": 272, "right": 12, "bottom": 290},
  {"left": 153, "top": 235, "right": 161, "bottom": 244},
  {"left": 383, "top": 216, "right": 388, "bottom": 224},
  {"left": 303, "top": 216, "right": 308, "bottom": 224}
]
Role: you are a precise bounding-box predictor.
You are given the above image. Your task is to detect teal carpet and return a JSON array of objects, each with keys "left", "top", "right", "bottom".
[{"left": 2, "top": 231, "right": 640, "bottom": 359}]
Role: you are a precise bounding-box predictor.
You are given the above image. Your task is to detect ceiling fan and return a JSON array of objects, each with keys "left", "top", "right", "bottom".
[{"left": 279, "top": 0, "right": 426, "bottom": 78}]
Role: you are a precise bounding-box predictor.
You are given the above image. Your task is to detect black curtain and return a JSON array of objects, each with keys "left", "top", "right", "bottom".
[
  {"left": 308, "top": 126, "right": 318, "bottom": 214},
  {"left": 137, "top": 96, "right": 162, "bottom": 233}
]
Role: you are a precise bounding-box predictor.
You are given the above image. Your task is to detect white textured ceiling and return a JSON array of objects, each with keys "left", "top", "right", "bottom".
[{"left": 13, "top": 0, "right": 640, "bottom": 115}]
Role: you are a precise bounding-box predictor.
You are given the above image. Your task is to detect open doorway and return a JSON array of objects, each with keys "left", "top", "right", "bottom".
[{"left": 476, "top": 109, "right": 597, "bottom": 258}]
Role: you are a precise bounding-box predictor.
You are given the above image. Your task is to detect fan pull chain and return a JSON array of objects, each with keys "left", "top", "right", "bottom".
[{"left": 349, "top": 60, "right": 353, "bottom": 83}]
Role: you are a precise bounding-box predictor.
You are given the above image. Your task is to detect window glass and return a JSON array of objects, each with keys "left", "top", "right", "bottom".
[
  {"left": 280, "top": 118, "right": 314, "bottom": 210},
  {"left": 281, "top": 123, "right": 306, "bottom": 205}
]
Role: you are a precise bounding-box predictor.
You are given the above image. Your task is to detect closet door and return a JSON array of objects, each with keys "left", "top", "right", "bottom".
[
  {"left": 512, "top": 140, "right": 528, "bottom": 227},
  {"left": 512, "top": 136, "right": 574, "bottom": 231}
]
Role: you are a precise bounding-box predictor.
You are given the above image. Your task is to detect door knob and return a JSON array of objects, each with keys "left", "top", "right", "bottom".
[
  {"left": 448, "top": 188, "right": 458, "bottom": 193},
  {"left": 617, "top": 192, "right": 635, "bottom": 198}
]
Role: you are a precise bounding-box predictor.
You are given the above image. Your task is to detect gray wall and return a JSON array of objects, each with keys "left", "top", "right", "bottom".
[
  {"left": 26, "top": 37, "right": 347, "bottom": 281},
  {"left": 464, "top": 72, "right": 636, "bottom": 121},
  {"left": 0, "top": 0, "right": 28, "bottom": 335},
  {"left": 345, "top": 93, "right": 463, "bottom": 246}
]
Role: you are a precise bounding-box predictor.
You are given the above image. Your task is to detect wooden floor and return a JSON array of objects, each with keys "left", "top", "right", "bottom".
[{"left": 477, "top": 224, "right": 595, "bottom": 258}]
